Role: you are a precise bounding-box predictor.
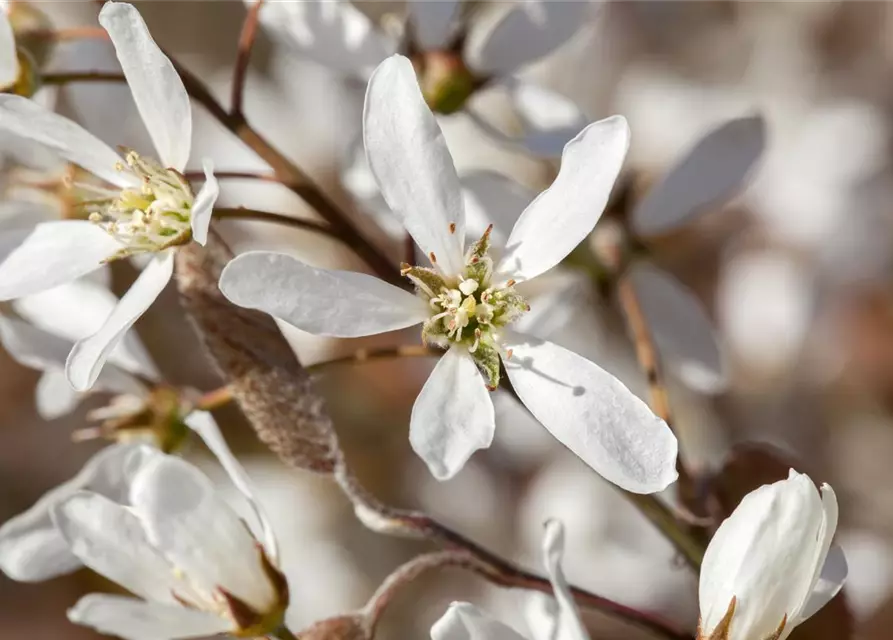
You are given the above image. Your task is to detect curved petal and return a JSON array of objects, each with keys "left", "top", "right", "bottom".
[
  {"left": 0, "top": 95, "right": 132, "bottom": 187},
  {"left": 66, "top": 251, "right": 173, "bottom": 392},
  {"left": 184, "top": 411, "right": 278, "bottom": 562},
  {"left": 432, "top": 602, "right": 528, "bottom": 640},
  {"left": 52, "top": 491, "right": 180, "bottom": 602},
  {"left": 219, "top": 251, "right": 428, "bottom": 337},
  {"left": 460, "top": 170, "right": 535, "bottom": 246},
  {"left": 502, "top": 330, "right": 677, "bottom": 494},
  {"left": 632, "top": 115, "right": 766, "bottom": 237},
  {"left": 0, "top": 9, "right": 18, "bottom": 89},
  {"left": 541, "top": 520, "right": 590, "bottom": 640},
  {"left": 464, "top": 1, "right": 587, "bottom": 75},
  {"left": 129, "top": 454, "right": 277, "bottom": 614},
  {"left": 35, "top": 370, "right": 83, "bottom": 420},
  {"left": 99, "top": 2, "right": 192, "bottom": 170},
  {"left": 189, "top": 158, "right": 218, "bottom": 245},
  {"left": 408, "top": 0, "right": 460, "bottom": 50},
  {"left": 364, "top": 55, "right": 466, "bottom": 275},
  {"left": 68, "top": 594, "right": 230, "bottom": 640},
  {"left": 794, "top": 484, "right": 844, "bottom": 623},
  {"left": 627, "top": 264, "right": 726, "bottom": 393},
  {"left": 495, "top": 116, "right": 630, "bottom": 284},
  {"left": 0, "top": 221, "right": 120, "bottom": 300},
  {"left": 410, "top": 347, "right": 495, "bottom": 480},
  {"left": 256, "top": 0, "right": 396, "bottom": 79},
  {"left": 698, "top": 470, "right": 830, "bottom": 640},
  {"left": 0, "top": 444, "right": 157, "bottom": 582}
]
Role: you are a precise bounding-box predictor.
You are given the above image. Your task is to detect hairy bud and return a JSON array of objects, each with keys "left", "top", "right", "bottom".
[
  {"left": 175, "top": 234, "right": 340, "bottom": 473},
  {"left": 297, "top": 614, "right": 369, "bottom": 640}
]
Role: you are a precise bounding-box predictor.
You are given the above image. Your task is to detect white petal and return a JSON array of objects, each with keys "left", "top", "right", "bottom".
[
  {"left": 460, "top": 170, "right": 535, "bottom": 246},
  {"left": 408, "top": 0, "right": 460, "bottom": 50},
  {"left": 184, "top": 411, "right": 278, "bottom": 562},
  {"left": 495, "top": 116, "right": 630, "bottom": 284},
  {"left": 35, "top": 370, "right": 83, "bottom": 420},
  {"left": 0, "top": 221, "right": 120, "bottom": 300},
  {"left": 632, "top": 115, "right": 765, "bottom": 237},
  {"left": 794, "top": 484, "right": 845, "bottom": 624},
  {"left": 52, "top": 491, "right": 180, "bottom": 602},
  {"left": 627, "top": 264, "right": 726, "bottom": 393},
  {"left": 698, "top": 470, "right": 829, "bottom": 640},
  {"left": 541, "top": 520, "right": 590, "bottom": 640},
  {"left": 256, "top": 0, "right": 396, "bottom": 78},
  {"left": 66, "top": 252, "right": 173, "bottom": 392},
  {"left": 432, "top": 601, "right": 528, "bottom": 640},
  {"left": 502, "top": 331, "right": 677, "bottom": 494},
  {"left": 189, "top": 158, "right": 218, "bottom": 245},
  {"left": 410, "top": 347, "right": 495, "bottom": 480},
  {"left": 219, "top": 251, "right": 428, "bottom": 337},
  {"left": 14, "top": 278, "right": 160, "bottom": 381},
  {"left": 69, "top": 594, "right": 230, "bottom": 640},
  {"left": 364, "top": 55, "right": 466, "bottom": 275},
  {"left": 100, "top": 2, "right": 192, "bottom": 170},
  {"left": 464, "top": 1, "right": 587, "bottom": 75},
  {"left": 0, "top": 444, "right": 156, "bottom": 582},
  {"left": 0, "top": 200, "right": 56, "bottom": 231},
  {"left": 0, "top": 95, "right": 132, "bottom": 187},
  {"left": 0, "top": 9, "right": 18, "bottom": 89},
  {"left": 129, "top": 455, "right": 277, "bottom": 614}
]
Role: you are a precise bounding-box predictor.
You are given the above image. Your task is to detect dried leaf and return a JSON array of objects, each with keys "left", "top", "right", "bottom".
[{"left": 175, "top": 236, "right": 340, "bottom": 473}]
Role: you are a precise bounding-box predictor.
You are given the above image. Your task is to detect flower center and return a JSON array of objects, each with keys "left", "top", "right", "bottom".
[
  {"left": 75, "top": 150, "right": 195, "bottom": 260},
  {"left": 403, "top": 225, "right": 528, "bottom": 387}
]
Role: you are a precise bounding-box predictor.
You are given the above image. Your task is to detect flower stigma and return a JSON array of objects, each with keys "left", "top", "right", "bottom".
[
  {"left": 73, "top": 150, "right": 195, "bottom": 260},
  {"left": 402, "top": 225, "right": 529, "bottom": 388}
]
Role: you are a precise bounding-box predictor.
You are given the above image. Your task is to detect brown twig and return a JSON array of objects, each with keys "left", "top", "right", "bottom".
[
  {"left": 307, "top": 345, "right": 439, "bottom": 372},
  {"left": 213, "top": 207, "right": 340, "bottom": 241},
  {"left": 231, "top": 0, "right": 264, "bottom": 118},
  {"left": 184, "top": 170, "right": 280, "bottom": 184},
  {"left": 30, "top": 27, "right": 109, "bottom": 42},
  {"left": 41, "top": 71, "right": 125, "bottom": 85}
]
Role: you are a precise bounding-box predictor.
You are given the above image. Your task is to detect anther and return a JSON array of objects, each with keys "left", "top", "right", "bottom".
[
  {"left": 449, "top": 222, "right": 456, "bottom": 234},
  {"left": 505, "top": 349, "right": 513, "bottom": 359},
  {"left": 429, "top": 251, "right": 437, "bottom": 264},
  {"left": 506, "top": 279, "right": 516, "bottom": 287}
]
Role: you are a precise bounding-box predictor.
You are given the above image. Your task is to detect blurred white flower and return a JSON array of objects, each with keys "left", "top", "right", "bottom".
[
  {"left": 220, "top": 55, "right": 676, "bottom": 494},
  {"left": 0, "top": 1, "right": 19, "bottom": 90},
  {"left": 698, "top": 469, "right": 846, "bottom": 640},
  {"left": 432, "top": 520, "right": 589, "bottom": 640},
  {"left": 0, "top": 2, "right": 219, "bottom": 392}
]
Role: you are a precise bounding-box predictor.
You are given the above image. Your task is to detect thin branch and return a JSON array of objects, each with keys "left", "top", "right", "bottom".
[
  {"left": 307, "top": 345, "right": 440, "bottom": 372},
  {"left": 231, "top": 0, "right": 264, "bottom": 117},
  {"left": 336, "top": 464, "right": 692, "bottom": 640},
  {"left": 30, "top": 26, "right": 109, "bottom": 41},
  {"left": 213, "top": 207, "right": 341, "bottom": 241},
  {"left": 195, "top": 386, "right": 234, "bottom": 411},
  {"left": 185, "top": 170, "right": 280, "bottom": 184},
  {"left": 41, "top": 71, "right": 125, "bottom": 85}
]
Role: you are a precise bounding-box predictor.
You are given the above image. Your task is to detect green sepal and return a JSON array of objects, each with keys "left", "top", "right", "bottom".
[
  {"left": 471, "top": 341, "right": 501, "bottom": 389},
  {"left": 402, "top": 264, "right": 446, "bottom": 298}
]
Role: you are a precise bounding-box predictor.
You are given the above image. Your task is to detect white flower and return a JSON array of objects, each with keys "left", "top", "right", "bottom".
[
  {"left": 0, "top": 414, "right": 286, "bottom": 640},
  {"left": 0, "top": 1, "right": 220, "bottom": 392},
  {"left": 0, "top": 2, "right": 19, "bottom": 91},
  {"left": 219, "top": 55, "right": 677, "bottom": 494},
  {"left": 431, "top": 520, "right": 589, "bottom": 640},
  {"left": 698, "top": 470, "right": 847, "bottom": 640}
]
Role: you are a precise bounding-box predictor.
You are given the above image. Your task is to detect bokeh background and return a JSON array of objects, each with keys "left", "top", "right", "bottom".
[{"left": 3, "top": 1, "right": 893, "bottom": 639}]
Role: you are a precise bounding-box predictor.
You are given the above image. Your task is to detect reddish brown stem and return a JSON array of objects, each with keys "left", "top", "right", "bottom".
[{"left": 231, "top": 0, "right": 264, "bottom": 117}]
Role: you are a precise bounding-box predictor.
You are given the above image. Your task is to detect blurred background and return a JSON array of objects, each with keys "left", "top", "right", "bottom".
[{"left": 3, "top": 1, "right": 893, "bottom": 639}]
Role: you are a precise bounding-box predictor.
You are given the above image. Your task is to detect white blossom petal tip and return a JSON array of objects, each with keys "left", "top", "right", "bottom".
[
  {"left": 503, "top": 331, "right": 677, "bottom": 494},
  {"left": 0, "top": 9, "right": 18, "bottom": 90},
  {"left": 432, "top": 602, "right": 529, "bottom": 640},
  {"left": 190, "top": 159, "right": 219, "bottom": 246},
  {"left": 219, "top": 251, "right": 429, "bottom": 338},
  {"left": 540, "top": 519, "right": 589, "bottom": 640}
]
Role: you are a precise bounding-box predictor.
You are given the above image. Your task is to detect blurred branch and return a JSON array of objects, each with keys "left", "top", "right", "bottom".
[
  {"left": 184, "top": 170, "right": 280, "bottom": 183},
  {"left": 335, "top": 464, "right": 693, "bottom": 640},
  {"left": 213, "top": 207, "right": 340, "bottom": 240},
  {"left": 32, "top": 26, "right": 110, "bottom": 41},
  {"left": 41, "top": 71, "right": 125, "bottom": 84},
  {"left": 307, "top": 345, "right": 441, "bottom": 372},
  {"left": 231, "top": 0, "right": 264, "bottom": 118}
]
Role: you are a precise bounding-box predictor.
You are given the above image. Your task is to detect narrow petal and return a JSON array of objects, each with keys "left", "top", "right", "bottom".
[
  {"left": 66, "top": 252, "right": 173, "bottom": 392},
  {"left": 432, "top": 602, "right": 528, "bottom": 640},
  {"left": 632, "top": 115, "right": 766, "bottom": 237},
  {"left": 698, "top": 470, "right": 828, "bottom": 640},
  {"left": 408, "top": 0, "right": 460, "bottom": 50},
  {"left": 184, "top": 411, "right": 278, "bottom": 562},
  {"left": 410, "top": 347, "right": 495, "bottom": 480},
  {"left": 797, "top": 543, "right": 848, "bottom": 623},
  {"left": 495, "top": 116, "right": 630, "bottom": 284},
  {"left": 0, "top": 221, "right": 120, "bottom": 300},
  {"left": 52, "top": 491, "right": 180, "bottom": 602},
  {"left": 0, "top": 444, "right": 157, "bottom": 582},
  {"left": 0, "top": 95, "right": 132, "bottom": 187},
  {"left": 0, "top": 9, "right": 18, "bottom": 89},
  {"left": 35, "top": 370, "right": 82, "bottom": 420},
  {"left": 189, "top": 158, "right": 218, "bottom": 245},
  {"left": 69, "top": 594, "right": 230, "bottom": 640},
  {"left": 460, "top": 170, "right": 535, "bottom": 246},
  {"left": 219, "top": 251, "right": 428, "bottom": 337},
  {"left": 129, "top": 455, "right": 277, "bottom": 614},
  {"left": 464, "top": 1, "right": 587, "bottom": 75},
  {"left": 541, "top": 520, "right": 590, "bottom": 640},
  {"left": 502, "top": 331, "right": 678, "bottom": 494},
  {"left": 99, "top": 2, "right": 192, "bottom": 170},
  {"left": 364, "top": 55, "right": 466, "bottom": 275},
  {"left": 627, "top": 264, "right": 726, "bottom": 393},
  {"left": 256, "top": 0, "right": 396, "bottom": 78}
]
